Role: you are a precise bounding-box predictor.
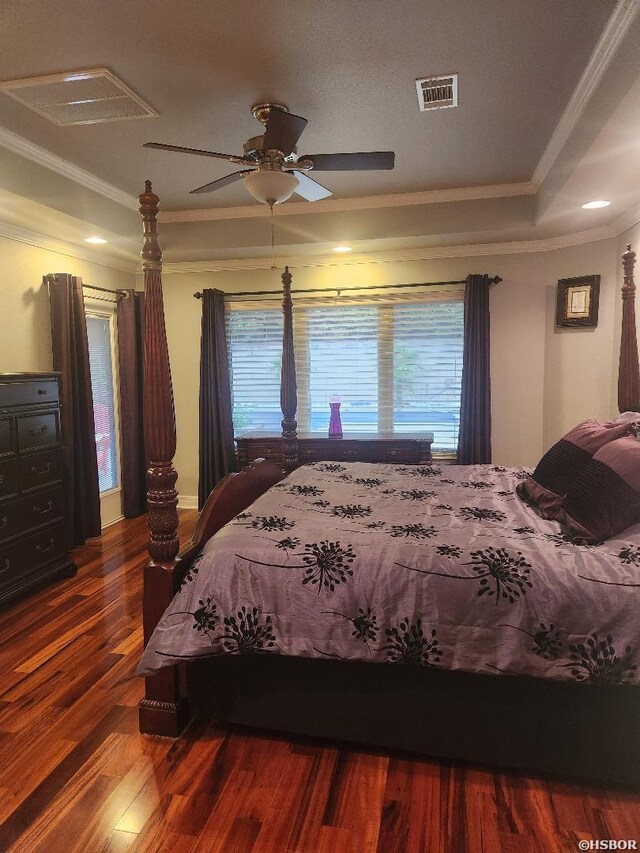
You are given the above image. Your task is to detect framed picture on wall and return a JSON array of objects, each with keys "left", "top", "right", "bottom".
[{"left": 555, "top": 274, "right": 600, "bottom": 327}]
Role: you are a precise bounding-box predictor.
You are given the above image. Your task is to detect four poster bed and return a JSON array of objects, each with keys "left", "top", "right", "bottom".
[{"left": 136, "top": 182, "right": 640, "bottom": 788}]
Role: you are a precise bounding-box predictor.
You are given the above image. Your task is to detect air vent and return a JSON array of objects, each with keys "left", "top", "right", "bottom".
[
  {"left": 415, "top": 74, "right": 458, "bottom": 111},
  {"left": 0, "top": 68, "right": 158, "bottom": 126}
]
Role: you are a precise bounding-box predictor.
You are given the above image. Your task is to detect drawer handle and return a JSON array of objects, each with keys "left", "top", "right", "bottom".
[
  {"left": 37, "top": 388, "right": 48, "bottom": 395},
  {"left": 342, "top": 450, "right": 358, "bottom": 456},
  {"left": 1, "top": 558, "right": 9, "bottom": 574},
  {"left": 28, "top": 425, "right": 49, "bottom": 437},
  {"left": 35, "top": 538, "right": 55, "bottom": 554},
  {"left": 388, "top": 450, "right": 402, "bottom": 457},
  {"left": 33, "top": 501, "right": 53, "bottom": 516},
  {"left": 0, "top": 474, "right": 4, "bottom": 485},
  {"left": 30, "top": 463, "right": 52, "bottom": 476},
  {"left": 0, "top": 516, "right": 7, "bottom": 529}
]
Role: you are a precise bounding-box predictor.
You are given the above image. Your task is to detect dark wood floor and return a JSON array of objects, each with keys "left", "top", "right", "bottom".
[{"left": 0, "top": 513, "right": 639, "bottom": 852}]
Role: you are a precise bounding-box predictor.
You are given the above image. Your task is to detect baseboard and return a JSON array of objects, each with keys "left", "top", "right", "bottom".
[
  {"left": 178, "top": 495, "right": 198, "bottom": 510},
  {"left": 101, "top": 514, "right": 124, "bottom": 530}
]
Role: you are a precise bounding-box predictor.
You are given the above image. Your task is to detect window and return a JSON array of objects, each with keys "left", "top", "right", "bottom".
[
  {"left": 86, "top": 313, "right": 119, "bottom": 493},
  {"left": 226, "top": 292, "right": 464, "bottom": 452}
]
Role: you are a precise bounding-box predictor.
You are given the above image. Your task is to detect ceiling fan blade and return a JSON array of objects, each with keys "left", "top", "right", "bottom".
[
  {"left": 144, "top": 142, "right": 246, "bottom": 162},
  {"left": 291, "top": 170, "right": 332, "bottom": 201},
  {"left": 263, "top": 108, "right": 308, "bottom": 156},
  {"left": 301, "top": 151, "right": 395, "bottom": 171},
  {"left": 190, "top": 170, "right": 254, "bottom": 194}
]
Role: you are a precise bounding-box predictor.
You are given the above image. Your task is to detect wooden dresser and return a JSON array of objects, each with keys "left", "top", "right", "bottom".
[
  {"left": 0, "top": 373, "right": 76, "bottom": 606},
  {"left": 236, "top": 432, "right": 434, "bottom": 467}
]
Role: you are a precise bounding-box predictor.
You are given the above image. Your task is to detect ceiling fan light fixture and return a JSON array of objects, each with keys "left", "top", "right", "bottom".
[{"left": 243, "top": 170, "right": 299, "bottom": 205}]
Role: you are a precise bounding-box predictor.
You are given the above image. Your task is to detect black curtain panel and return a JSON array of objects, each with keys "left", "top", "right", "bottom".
[
  {"left": 117, "top": 290, "right": 147, "bottom": 517},
  {"left": 198, "top": 289, "right": 236, "bottom": 510},
  {"left": 457, "top": 274, "right": 492, "bottom": 464},
  {"left": 47, "top": 273, "right": 101, "bottom": 544}
]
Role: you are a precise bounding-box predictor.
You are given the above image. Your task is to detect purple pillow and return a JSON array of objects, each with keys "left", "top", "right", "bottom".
[
  {"left": 558, "top": 436, "right": 640, "bottom": 543},
  {"left": 517, "top": 419, "right": 632, "bottom": 517}
]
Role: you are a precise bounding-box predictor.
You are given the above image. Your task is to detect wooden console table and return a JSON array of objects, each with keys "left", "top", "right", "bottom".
[{"left": 236, "top": 432, "right": 434, "bottom": 467}]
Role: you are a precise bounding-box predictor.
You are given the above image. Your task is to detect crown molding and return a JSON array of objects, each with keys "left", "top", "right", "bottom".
[
  {"left": 611, "top": 197, "right": 640, "bottom": 238},
  {"left": 0, "top": 219, "right": 138, "bottom": 274},
  {"left": 532, "top": 0, "right": 640, "bottom": 188},
  {"left": 0, "top": 125, "right": 139, "bottom": 210},
  {"left": 2, "top": 192, "right": 638, "bottom": 278},
  {"left": 160, "top": 182, "right": 537, "bottom": 223},
  {"left": 160, "top": 229, "right": 614, "bottom": 273}
]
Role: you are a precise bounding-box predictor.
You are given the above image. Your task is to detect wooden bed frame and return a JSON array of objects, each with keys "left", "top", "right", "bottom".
[{"left": 137, "top": 182, "right": 640, "bottom": 787}]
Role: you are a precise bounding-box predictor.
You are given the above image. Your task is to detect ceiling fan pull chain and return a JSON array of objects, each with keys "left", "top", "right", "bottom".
[{"left": 270, "top": 202, "right": 277, "bottom": 270}]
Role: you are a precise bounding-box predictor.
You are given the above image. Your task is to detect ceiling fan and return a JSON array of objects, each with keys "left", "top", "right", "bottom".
[{"left": 144, "top": 102, "right": 395, "bottom": 206}]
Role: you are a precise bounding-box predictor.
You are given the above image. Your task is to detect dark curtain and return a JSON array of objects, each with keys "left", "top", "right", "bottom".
[
  {"left": 117, "top": 290, "right": 147, "bottom": 517},
  {"left": 47, "top": 273, "right": 101, "bottom": 544},
  {"left": 457, "top": 274, "right": 492, "bottom": 464},
  {"left": 198, "top": 289, "right": 236, "bottom": 510}
]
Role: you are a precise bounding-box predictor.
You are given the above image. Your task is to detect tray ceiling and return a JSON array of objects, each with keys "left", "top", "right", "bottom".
[{"left": 0, "top": 0, "right": 637, "bottom": 265}]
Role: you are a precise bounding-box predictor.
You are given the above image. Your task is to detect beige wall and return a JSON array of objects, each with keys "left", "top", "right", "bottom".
[
  {"left": 161, "top": 244, "right": 615, "bottom": 500},
  {"left": 0, "top": 236, "right": 135, "bottom": 373},
  {"left": 4, "top": 228, "right": 632, "bottom": 507},
  {"left": 542, "top": 238, "right": 618, "bottom": 448}
]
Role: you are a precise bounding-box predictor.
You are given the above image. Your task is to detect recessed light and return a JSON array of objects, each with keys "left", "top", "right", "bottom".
[
  {"left": 333, "top": 246, "right": 352, "bottom": 253},
  {"left": 84, "top": 236, "right": 107, "bottom": 244},
  {"left": 582, "top": 200, "right": 610, "bottom": 209}
]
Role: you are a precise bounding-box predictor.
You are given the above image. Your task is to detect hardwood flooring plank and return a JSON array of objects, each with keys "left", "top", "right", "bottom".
[
  {"left": 101, "top": 829, "right": 137, "bottom": 852},
  {"left": 0, "top": 705, "right": 130, "bottom": 850}
]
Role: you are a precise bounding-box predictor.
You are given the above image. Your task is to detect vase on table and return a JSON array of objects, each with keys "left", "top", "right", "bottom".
[{"left": 328, "top": 396, "right": 343, "bottom": 438}]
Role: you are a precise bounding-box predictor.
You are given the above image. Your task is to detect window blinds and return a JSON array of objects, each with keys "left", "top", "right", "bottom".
[
  {"left": 225, "top": 287, "right": 464, "bottom": 451},
  {"left": 227, "top": 308, "right": 283, "bottom": 434}
]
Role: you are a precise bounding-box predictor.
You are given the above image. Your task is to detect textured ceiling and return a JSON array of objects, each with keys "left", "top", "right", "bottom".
[
  {"left": 0, "top": 0, "right": 638, "bottom": 266},
  {"left": 0, "top": 0, "right": 613, "bottom": 210}
]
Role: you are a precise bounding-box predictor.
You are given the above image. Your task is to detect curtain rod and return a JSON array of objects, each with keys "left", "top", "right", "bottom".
[
  {"left": 82, "top": 283, "right": 129, "bottom": 298},
  {"left": 192, "top": 276, "right": 502, "bottom": 299}
]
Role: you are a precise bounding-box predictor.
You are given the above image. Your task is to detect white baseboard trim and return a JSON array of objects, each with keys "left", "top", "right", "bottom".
[
  {"left": 101, "top": 514, "right": 124, "bottom": 530},
  {"left": 178, "top": 495, "right": 199, "bottom": 510}
]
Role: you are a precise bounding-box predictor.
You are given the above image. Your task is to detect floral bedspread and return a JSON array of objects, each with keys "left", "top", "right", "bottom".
[{"left": 137, "top": 462, "right": 640, "bottom": 685}]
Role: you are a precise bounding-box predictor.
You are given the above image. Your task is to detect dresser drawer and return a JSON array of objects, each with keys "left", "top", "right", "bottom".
[
  {"left": 368, "top": 442, "right": 420, "bottom": 463},
  {"left": 19, "top": 448, "right": 62, "bottom": 491},
  {"left": 0, "top": 522, "right": 68, "bottom": 585},
  {"left": 0, "top": 458, "right": 18, "bottom": 500},
  {"left": 0, "top": 417, "right": 15, "bottom": 456},
  {"left": 0, "top": 379, "right": 59, "bottom": 409},
  {"left": 243, "top": 440, "right": 283, "bottom": 462},
  {"left": 300, "top": 440, "right": 363, "bottom": 462},
  {"left": 18, "top": 412, "right": 59, "bottom": 452},
  {"left": 297, "top": 444, "right": 321, "bottom": 461},
  {"left": 0, "top": 487, "right": 65, "bottom": 544}
]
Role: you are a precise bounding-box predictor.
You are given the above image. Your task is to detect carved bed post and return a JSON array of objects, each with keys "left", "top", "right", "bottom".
[
  {"left": 280, "top": 266, "right": 299, "bottom": 470},
  {"left": 618, "top": 244, "right": 640, "bottom": 413},
  {"left": 138, "top": 181, "right": 190, "bottom": 736}
]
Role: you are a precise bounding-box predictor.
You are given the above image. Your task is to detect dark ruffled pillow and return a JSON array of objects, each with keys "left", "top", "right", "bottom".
[
  {"left": 558, "top": 436, "right": 640, "bottom": 543},
  {"left": 517, "top": 419, "right": 632, "bottom": 517}
]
